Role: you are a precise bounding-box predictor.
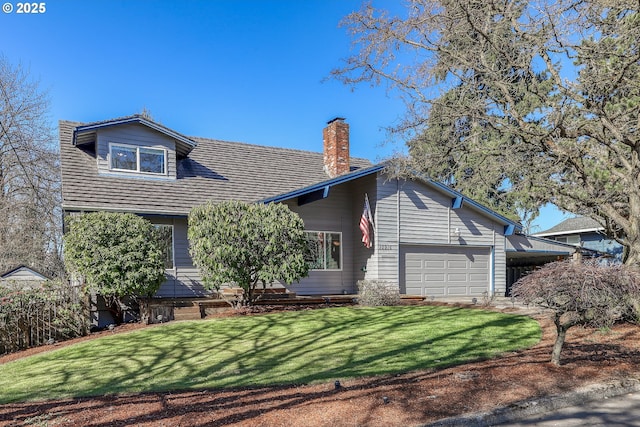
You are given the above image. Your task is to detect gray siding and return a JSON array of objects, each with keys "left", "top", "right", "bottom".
[
  {"left": 351, "top": 175, "right": 377, "bottom": 285},
  {"left": 147, "top": 217, "right": 209, "bottom": 298},
  {"left": 285, "top": 183, "right": 356, "bottom": 295},
  {"left": 373, "top": 176, "right": 401, "bottom": 283},
  {"left": 96, "top": 124, "right": 177, "bottom": 180},
  {"left": 375, "top": 177, "right": 509, "bottom": 296}
]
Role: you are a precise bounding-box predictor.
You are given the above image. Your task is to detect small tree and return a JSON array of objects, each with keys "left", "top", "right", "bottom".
[
  {"left": 188, "top": 201, "right": 310, "bottom": 306},
  {"left": 64, "top": 212, "right": 165, "bottom": 324},
  {"left": 512, "top": 260, "right": 640, "bottom": 365}
]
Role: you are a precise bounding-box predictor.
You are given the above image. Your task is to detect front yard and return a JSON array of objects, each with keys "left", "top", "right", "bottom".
[{"left": 0, "top": 305, "right": 540, "bottom": 403}]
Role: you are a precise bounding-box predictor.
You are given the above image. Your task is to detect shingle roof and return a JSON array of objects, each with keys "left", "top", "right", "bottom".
[
  {"left": 59, "top": 119, "right": 372, "bottom": 216},
  {"left": 534, "top": 216, "right": 603, "bottom": 237}
]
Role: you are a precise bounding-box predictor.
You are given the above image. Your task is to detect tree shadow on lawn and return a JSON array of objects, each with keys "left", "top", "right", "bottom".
[
  {"left": 3, "top": 339, "right": 640, "bottom": 427},
  {"left": 1, "top": 315, "right": 640, "bottom": 426},
  {"left": 0, "top": 306, "right": 541, "bottom": 405}
]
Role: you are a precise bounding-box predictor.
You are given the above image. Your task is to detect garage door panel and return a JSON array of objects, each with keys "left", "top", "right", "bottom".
[
  {"left": 447, "top": 260, "right": 468, "bottom": 269},
  {"left": 470, "top": 262, "right": 489, "bottom": 270},
  {"left": 406, "top": 273, "right": 423, "bottom": 282},
  {"left": 425, "top": 260, "right": 445, "bottom": 269},
  {"left": 406, "top": 259, "right": 423, "bottom": 269},
  {"left": 403, "top": 246, "right": 490, "bottom": 297},
  {"left": 470, "top": 273, "right": 489, "bottom": 282},
  {"left": 447, "top": 273, "right": 468, "bottom": 282}
]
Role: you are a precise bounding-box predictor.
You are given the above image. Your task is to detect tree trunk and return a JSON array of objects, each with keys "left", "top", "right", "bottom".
[
  {"left": 551, "top": 315, "right": 568, "bottom": 366},
  {"left": 625, "top": 239, "right": 640, "bottom": 266},
  {"left": 622, "top": 195, "right": 640, "bottom": 266}
]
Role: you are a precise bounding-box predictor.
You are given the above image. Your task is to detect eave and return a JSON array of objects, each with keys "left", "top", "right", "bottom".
[
  {"left": 260, "top": 164, "right": 386, "bottom": 205},
  {"left": 73, "top": 115, "right": 198, "bottom": 157}
]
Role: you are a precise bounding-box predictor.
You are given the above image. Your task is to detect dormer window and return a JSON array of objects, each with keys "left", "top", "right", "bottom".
[{"left": 109, "top": 143, "right": 166, "bottom": 175}]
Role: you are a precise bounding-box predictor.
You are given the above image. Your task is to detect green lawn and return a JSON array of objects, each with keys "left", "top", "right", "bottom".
[{"left": 0, "top": 306, "right": 541, "bottom": 403}]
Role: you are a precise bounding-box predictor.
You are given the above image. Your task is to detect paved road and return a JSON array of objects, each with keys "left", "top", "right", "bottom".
[{"left": 501, "top": 391, "right": 640, "bottom": 426}]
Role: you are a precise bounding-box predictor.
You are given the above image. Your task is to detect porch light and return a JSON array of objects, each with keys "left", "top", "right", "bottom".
[{"left": 451, "top": 227, "right": 461, "bottom": 238}]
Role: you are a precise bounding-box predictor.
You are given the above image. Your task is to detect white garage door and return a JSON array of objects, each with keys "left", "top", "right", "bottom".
[{"left": 402, "top": 246, "right": 491, "bottom": 297}]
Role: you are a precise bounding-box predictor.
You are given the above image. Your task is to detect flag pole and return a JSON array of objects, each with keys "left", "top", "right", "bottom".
[{"left": 364, "top": 192, "right": 375, "bottom": 232}]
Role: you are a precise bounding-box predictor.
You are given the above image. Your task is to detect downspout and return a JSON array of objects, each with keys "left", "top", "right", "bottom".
[
  {"left": 397, "top": 178, "right": 400, "bottom": 285},
  {"left": 491, "top": 227, "right": 496, "bottom": 296},
  {"left": 447, "top": 207, "right": 451, "bottom": 244}
]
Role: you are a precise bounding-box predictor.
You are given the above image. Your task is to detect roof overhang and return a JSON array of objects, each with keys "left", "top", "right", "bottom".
[
  {"left": 62, "top": 204, "right": 189, "bottom": 218},
  {"left": 261, "top": 164, "right": 522, "bottom": 234},
  {"left": 534, "top": 227, "right": 604, "bottom": 238},
  {"left": 73, "top": 115, "right": 198, "bottom": 157},
  {"left": 506, "top": 233, "right": 607, "bottom": 260},
  {"left": 260, "top": 164, "right": 386, "bottom": 205}
]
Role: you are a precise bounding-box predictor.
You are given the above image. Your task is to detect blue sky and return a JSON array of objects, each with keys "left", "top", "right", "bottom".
[{"left": 0, "top": 0, "right": 570, "bottom": 231}]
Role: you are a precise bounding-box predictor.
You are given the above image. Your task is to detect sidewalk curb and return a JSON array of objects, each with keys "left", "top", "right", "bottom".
[{"left": 424, "top": 377, "right": 640, "bottom": 427}]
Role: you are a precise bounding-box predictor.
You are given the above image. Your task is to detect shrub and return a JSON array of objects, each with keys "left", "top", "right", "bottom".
[
  {"left": 64, "top": 212, "right": 166, "bottom": 324},
  {"left": 357, "top": 280, "right": 400, "bottom": 306},
  {"left": 512, "top": 260, "right": 640, "bottom": 365},
  {"left": 189, "top": 201, "right": 310, "bottom": 306}
]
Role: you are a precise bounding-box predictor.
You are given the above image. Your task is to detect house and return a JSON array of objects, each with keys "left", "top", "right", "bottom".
[
  {"left": 59, "top": 115, "right": 574, "bottom": 300},
  {"left": 534, "top": 216, "right": 623, "bottom": 262},
  {"left": 0, "top": 265, "right": 49, "bottom": 289}
]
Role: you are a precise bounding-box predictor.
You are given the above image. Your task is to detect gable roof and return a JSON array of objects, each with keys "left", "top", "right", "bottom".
[
  {"left": 534, "top": 216, "right": 603, "bottom": 237},
  {"left": 262, "top": 164, "right": 522, "bottom": 232},
  {"left": 0, "top": 265, "right": 49, "bottom": 281},
  {"left": 60, "top": 119, "right": 372, "bottom": 216},
  {"left": 73, "top": 115, "right": 198, "bottom": 157}
]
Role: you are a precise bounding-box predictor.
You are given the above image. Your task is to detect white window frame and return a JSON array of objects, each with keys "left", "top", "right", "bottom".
[
  {"left": 109, "top": 142, "right": 167, "bottom": 175},
  {"left": 154, "top": 224, "right": 175, "bottom": 270},
  {"left": 304, "top": 230, "right": 343, "bottom": 271}
]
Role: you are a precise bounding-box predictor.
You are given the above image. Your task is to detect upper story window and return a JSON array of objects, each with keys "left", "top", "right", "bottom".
[{"left": 110, "top": 143, "right": 166, "bottom": 175}]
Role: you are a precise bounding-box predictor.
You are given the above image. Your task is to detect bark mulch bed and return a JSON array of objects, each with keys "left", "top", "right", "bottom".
[{"left": 1, "top": 304, "right": 640, "bottom": 427}]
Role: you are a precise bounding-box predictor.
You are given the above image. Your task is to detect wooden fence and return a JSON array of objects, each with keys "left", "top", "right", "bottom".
[{"left": 0, "top": 282, "right": 88, "bottom": 354}]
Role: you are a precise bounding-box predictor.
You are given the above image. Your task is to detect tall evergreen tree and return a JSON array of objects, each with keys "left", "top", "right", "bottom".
[{"left": 334, "top": 0, "right": 640, "bottom": 262}]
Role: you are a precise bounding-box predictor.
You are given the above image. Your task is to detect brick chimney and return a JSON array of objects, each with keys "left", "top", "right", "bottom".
[{"left": 323, "top": 117, "right": 350, "bottom": 178}]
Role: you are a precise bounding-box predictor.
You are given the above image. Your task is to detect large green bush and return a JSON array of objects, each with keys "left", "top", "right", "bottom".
[
  {"left": 64, "top": 212, "right": 165, "bottom": 323},
  {"left": 188, "top": 201, "right": 310, "bottom": 306}
]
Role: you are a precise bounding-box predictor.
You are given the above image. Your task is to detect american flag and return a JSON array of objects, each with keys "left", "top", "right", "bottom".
[{"left": 359, "top": 194, "right": 374, "bottom": 248}]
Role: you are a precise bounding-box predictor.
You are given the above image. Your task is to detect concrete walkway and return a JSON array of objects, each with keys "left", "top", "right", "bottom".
[
  {"left": 426, "top": 371, "right": 640, "bottom": 427},
  {"left": 501, "top": 390, "right": 640, "bottom": 426}
]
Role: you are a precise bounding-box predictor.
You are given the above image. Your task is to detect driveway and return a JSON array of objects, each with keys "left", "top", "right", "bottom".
[{"left": 500, "top": 391, "right": 640, "bottom": 426}]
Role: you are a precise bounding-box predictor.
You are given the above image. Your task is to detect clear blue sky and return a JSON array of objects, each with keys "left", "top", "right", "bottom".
[{"left": 0, "top": 0, "right": 569, "bottom": 232}]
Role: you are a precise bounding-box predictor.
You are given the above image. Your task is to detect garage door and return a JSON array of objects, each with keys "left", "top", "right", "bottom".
[{"left": 402, "top": 246, "right": 491, "bottom": 297}]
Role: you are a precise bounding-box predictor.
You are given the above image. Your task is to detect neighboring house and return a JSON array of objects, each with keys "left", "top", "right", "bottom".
[
  {"left": 0, "top": 265, "right": 49, "bottom": 289},
  {"left": 59, "top": 115, "right": 574, "bottom": 300},
  {"left": 534, "top": 216, "right": 623, "bottom": 262}
]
